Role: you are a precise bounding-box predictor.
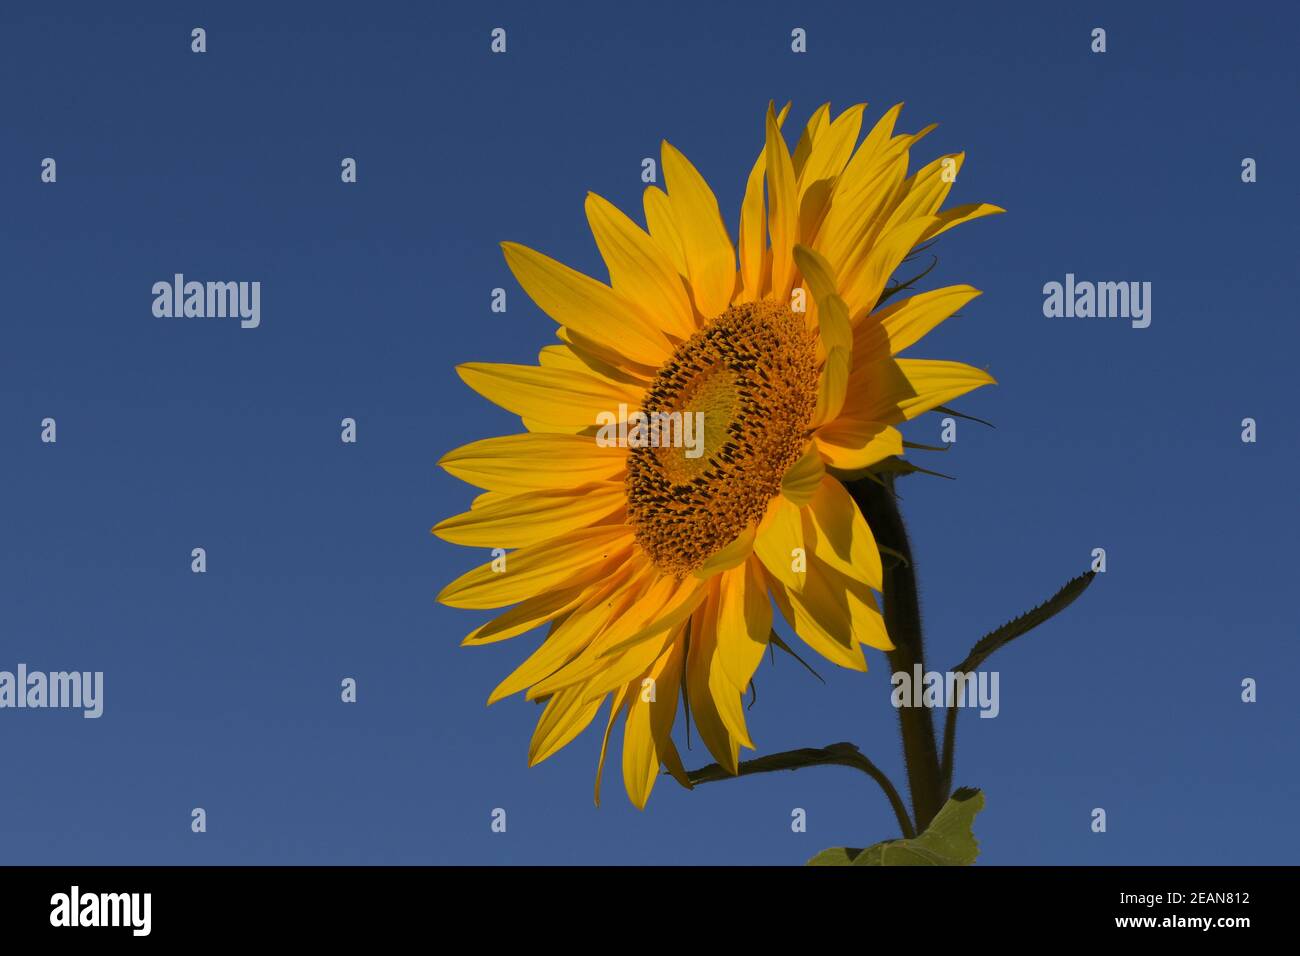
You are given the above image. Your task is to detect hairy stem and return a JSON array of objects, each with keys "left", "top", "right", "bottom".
[
  {"left": 687, "top": 742, "right": 916, "bottom": 839},
  {"left": 844, "top": 475, "right": 945, "bottom": 832},
  {"left": 941, "top": 699, "right": 959, "bottom": 797}
]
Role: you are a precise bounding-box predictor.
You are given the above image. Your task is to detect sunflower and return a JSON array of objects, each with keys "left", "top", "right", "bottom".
[{"left": 435, "top": 102, "right": 1001, "bottom": 808}]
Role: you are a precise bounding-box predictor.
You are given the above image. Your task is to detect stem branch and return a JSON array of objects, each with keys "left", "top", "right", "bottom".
[{"left": 686, "top": 742, "right": 916, "bottom": 839}]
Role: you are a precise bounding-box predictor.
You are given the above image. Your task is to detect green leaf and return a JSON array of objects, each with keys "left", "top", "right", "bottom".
[
  {"left": 806, "top": 788, "right": 985, "bottom": 866},
  {"left": 951, "top": 572, "right": 1097, "bottom": 674},
  {"left": 807, "top": 846, "right": 863, "bottom": 866},
  {"left": 855, "top": 788, "right": 984, "bottom": 865}
]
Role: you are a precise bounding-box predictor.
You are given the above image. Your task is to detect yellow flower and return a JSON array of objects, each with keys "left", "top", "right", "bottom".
[{"left": 435, "top": 102, "right": 1001, "bottom": 808}]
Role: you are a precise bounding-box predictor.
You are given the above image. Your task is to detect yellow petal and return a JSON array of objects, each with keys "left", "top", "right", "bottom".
[
  {"left": 780, "top": 445, "right": 826, "bottom": 507},
  {"left": 813, "top": 419, "right": 903, "bottom": 472},
  {"left": 554, "top": 325, "right": 661, "bottom": 379},
  {"left": 438, "top": 523, "right": 633, "bottom": 610},
  {"left": 798, "top": 104, "right": 863, "bottom": 193},
  {"left": 657, "top": 733, "right": 693, "bottom": 792},
  {"left": 766, "top": 559, "right": 867, "bottom": 671},
  {"left": 530, "top": 573, "right": 703, "bottom": 697},
  {"left": 490, "top": 564, "right": 648, "bottom": 703},
  {"left": 708, "top": 650, "right": 754, "bottom": 752},
  {"left": 585, "top": 192, "right": 697, "bottom": 340},
  {"left": 501, "top": 241, "right": 674, "bottom": 366},
  {"left": 457, "top": 362, "right": 644, "bottom": 428},
  {"left": 622, "top": 638, "right": 686, "bottom": 808},
  {"left": 833, "top": 102, "right": 904, "bottom": 200},
  {"left": 529, "top": 685, "right": 604, "bottom": 766},
  {"left": 739, "top": 101, "right": 791, "bottom": 301},
  {"left": 538, "top": 343, "right": 650, "bottom": 386},
  {"left": 795, "top": 245, "right": 855, "bottom": 428},
  {"left": 519, "top": 417, "right": 587, "bottom": 436},
  {"left": 882, "top": 152, "right": 964, "bottom": 235},
  {"left": 469, "top": 489, "right": 507, "bottom": 509},
  {"left": 803, "top": 476, "right": 882, "bottom": 590},
  {"left": 642, "top": 185, "right": 687, "bottom": 276},
  {"left": 818, "top": 121, "right": 937, "bottom": 272},
  {"left": 792, "top": 246, "right": 840, "bottom": 330},
  {"left": 621, "top": 693, "right": 659, "bottom": 809},
  {"left": 753, "top": 494, "right": 806, "bottom": 589},
  {"left": 840, "top": 216, "right": 939, "bottom": 324},
  {"left": 433, "top": 483, "right": 625, "bottom": 548},
  {"left": 853, "top": 285, "right": 982, "bottom": 365},
  {"left": 439, "top": 432, "right": 626, "bottom": 493},
  {"left": 661, "top": 141, "right": 736, "bottom": 320},
  {"left": 922, "top": 202, "right": 1005, "bottom": 241},
  {"left": 793, "top": 245, "right": 852, "bottom": 346},
  {"left": 591, "top": 574, "right": 709, "bottom": 660},
  {"left": 693, "top": 523, "right": 757, "bottom": 578},
  {"left": 764, "top": 103, "right": 799, "bottom": 301},
  {"left": 843, "top": 572, "right": 893, "bottom": 651},
  {"left": 578, "top": 628, "right": 680, "bottom": 703},
  {"left": 797, "top": 554, "right": 892, "bottom": 653},
  {"left": 594, "top": 684, "right": 632, "bottom": 806},
  {"left": 842, "top": 357, "right": 996, "bottom": 425},
  {"left": 813, "top": 345, "right": 850, "bottom": 428},
  {"left": 714, "top": 559, "right": 772, "bottom": 692},
  {"left": 685, "top": 583, "right": 741, "bottom": 772},
  {"left": 792, "top": 103, "right": 831, "bottom": 177},
  {"left": 814, "top": 152, "right": 907, "bottom": 270},
  {"left": 461, "top": 581, "right": 591, "bottom": 646},
  {"left": 798, "top": 104, "right": 865, "bottom": 241}
]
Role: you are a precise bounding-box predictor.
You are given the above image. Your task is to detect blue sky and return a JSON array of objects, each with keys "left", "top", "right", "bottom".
[{"left": 1, "top": 0, "right": 1297, "bottom": 864}]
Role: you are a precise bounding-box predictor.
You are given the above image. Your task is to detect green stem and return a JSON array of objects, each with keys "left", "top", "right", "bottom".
[
  {"left": 844, "top": 474, "right": 945, "bottom": 832},
  {"left": 940, "top": 699, "right": 958, "bottom": 797},
  {"left": 686, "top": 742, "right": 916, "bottom": 839}
]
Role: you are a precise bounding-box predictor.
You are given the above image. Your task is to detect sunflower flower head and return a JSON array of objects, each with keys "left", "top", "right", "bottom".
[{"left": 434, "top": 101, "right": 1002, "bottom": 808}]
